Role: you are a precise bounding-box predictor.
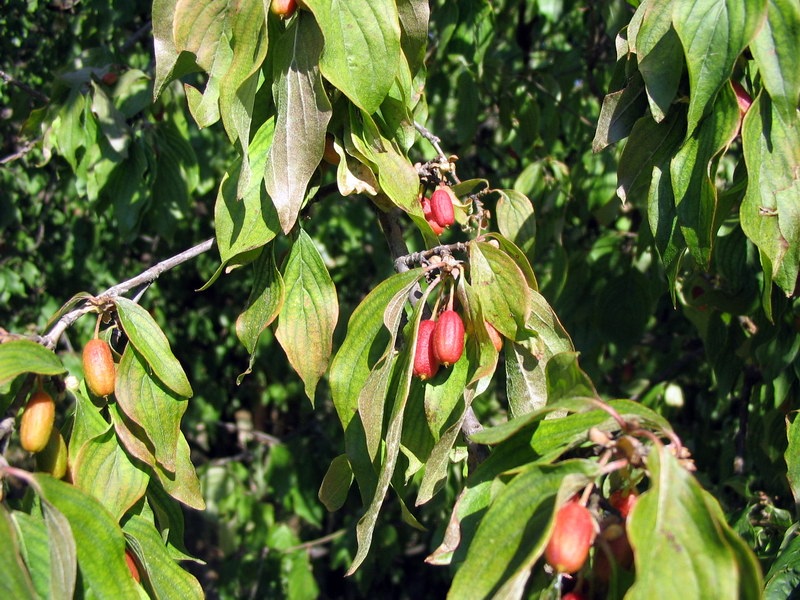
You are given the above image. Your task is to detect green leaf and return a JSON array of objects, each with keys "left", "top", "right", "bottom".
[
  {"left": 235, "top": 245, "right": 285, "bottom": 380},
  {"left": 397, "top": 0, "right": 429, "bottom": 76},
  {"left": 670, "top": 82, "right": 740, "bottom": 267},
  {"left": 505, "top": 291, "right": 574, "bottom": 417},
  {"left": 672, "top": 0, "right": 767, "bottom": 134},
  {"left": 68, "top": 385, "right": 111, "bottom": 466},
  {"left": 546, "top": 351, "right": 599, "bottom": 402},
  {"left": 346, "top": 292, "right": 426, "bottom": 575},
  {"left": 635, "top": 0, "right": 684, "bottom": 122},
  {"left": 33, "top": 475, "right": 140, "bottom": 600},
  {"left": 114, "top": 297, "right": 193, "bottom": 398},
  {"left": 275, "top": 230, "right": 339, "bottom": 404},
  {"left": 329, "top": 269, "right": 423, "bottom": 428},
  {"left": 626, "top": 445, "right": 763, "bottom": 599},
  {"left": 123, "top": 515, "right": 203, "bottom": 600},
  {"left": 318, "top": 454, "right": 353, "bottom": 512},
  {"left": 43, "top": 501, "right": 78, "bottom": 600},
  {"left": 212, "top": 117, "right": 281, "bottom": 277},
  {"left": 264, "top": 13, "right": 332, "bottom": 233},
  {"left": 617, "top": 108, "right": 686, "bottom": 205},
  {"left": 495, "top": 189, "right": 536, "bottom": 259},
  {"left": 424, "top": 351, "right": 470, "bottom": 439},
  {"left": 13, "top": 511, "right": 52, "bottom": 599},
  {"left": 0, "top": 506, "right": 37, "bottom": 600},
  {"left": 0, "top": 339, "right": 66, "bottom": 386},
  {"left": 482, "top": 233, "right": 538, "bottom": 291},
  {"left": 151, "top": 0, "right": 201, "bottom": 100},
  {"left": 593, "top": 70, "right": 648, "bottom": 152},
  {"left": 648, "top": 163, "right": 686, "bottom": 294},
  {"left": 110, "top": 404, "right": 205, "bottom": 510},
  {"left": 116, "top": 344, "right": 188, "bottom": 473},
  {"left": 468, "top": 241, "right": 532, "bottom": 341},
  {"left": 91, "top": 83, "right": 131, "bottom": 157},
  {"left": 304, "top": 0, "right": 401, "bottom": 113},
  {"left": 447, "top": 461, "right": 600, "bottom": 600},
  {"left": 764, "top": 531, "right": 800, "bottom": 599},
  {"left": 741, "top": 92, "right": 800, "bottom": 297},
  {"left": 73, "top": 427, "right": 150, "bottom": 522},
  {"left": 785, "top": 411, "right": 800, "bottom": 509},
  {"left": 751, "top": 0, "right": 800, "bottom": 120}
]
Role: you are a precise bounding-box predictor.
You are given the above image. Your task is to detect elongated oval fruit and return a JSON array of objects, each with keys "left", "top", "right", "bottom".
[
  {"left": 270, "top": 0, "right": 296, "bottom": 17},
  {"left": 609, "top": 489, "right": 638, "bottom": 520},
  {"left": 430, "top": 186, "right": 455, "bottom": 227},
  {"left": 83, "top": 338, "right": 116, "bottom": 397},
  {"left": 413, "top": 320, "right": 440, "bottom": 380},
  {"left": 427, "top": 218, "right": 445, "bottom": 236},
  {"left": 322, "top": 134, "right": 340, "bottom": 165},
  {"left": 35, "top": 429, "right": 68, "bottom": 479},
  {"left": 20, "top": 391, "right": 56, "bottom": 453},
  {"left": 731, "top": 80, "right": 752, "bottom": 115},
  {"left": 544, "top": 501, "right": 595, "bottom": 573},
  {"left": 125, "top": 549, "right": 141, "bottom": 582},
  {"left": 485, "top": 320, "right": 503, "bottom": 352},
  {"left": 433, "top": 310, "right": 464, "bottom": 367}
]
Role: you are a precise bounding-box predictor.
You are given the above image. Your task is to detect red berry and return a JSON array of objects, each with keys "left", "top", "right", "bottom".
[
  {"left": 270, "top": 0, "right": 296, "bottom": 17},
  {"left": 485, "top": 321, "right": 503, "bottom": 352},
  {"left": 544, "top": 501, "right": 595, "bottom": 573},
  {"left": 413, "top": 320, "right": 440, "bottom": 380},
  {"left": 594, "top": 523, "right": 634, "bottom": 582},
  {"left": 101, "top": 72, "right": 118, "bottom": 86},
  {"left": 609, "top": 490, "right": 638, "bottom": 520},
  {"left": 427, "top": 218, "right": 445, "bottom": 235},
  {"left": 563, "top": 593, "right": 587, "bottom": 600},
  {"left": 432, "top": 310, "right": 464, "bottom": 367},
  {"left": 430, "top": 187, "right": 455, "bottom": 227},
  {"left": 124, "top": 549, "right": 141, "bottom": 582}
]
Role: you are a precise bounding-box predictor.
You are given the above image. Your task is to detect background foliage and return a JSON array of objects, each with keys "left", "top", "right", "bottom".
[{"left": 1, "top": 0, "right": 799, "bottom": 598}]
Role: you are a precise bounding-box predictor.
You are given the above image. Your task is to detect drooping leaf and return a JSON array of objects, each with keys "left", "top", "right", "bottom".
[
  {"left": 109, "top": 405, "right": 205, "bottom": 510},
  {"left": 397, "top": 0, "right": 430, "bottom": 76},
  {"left": 114, "top": 297, "right": 192, "bottom": 398},
  {"left": 303, "top": 0, "right": 402, "bottom": 114},
  {"left": 593, "top": 70, "right": 648, "bottom": 152},
  {"left": 670, "top": 82, "right": 740, "bottom": 267},
  {"left": 636, "top": 0, "right": 684, "bottom": 122},
  {"left": 235, "top": 245, "right": 285, "bottom": 380},
  {"left": 626, "top": 444, "right": 763, "bottom": 599},
  {"left": 264, "top": 13, "right": 332, "bottom": 233},
  {"left": 329, "top": 269, "right": 424, "bottom": 428},
  {"left": 151, "top": 0, "right": 201, "bottom": 100},
  {"left": 740, "top": 92, "right": 800, "bottom": 297},
  {"left": 0, "top": 339, "right": 66, "bottom": 386},
  {"left": 764, "top": 531, "right": 800, "bottom": 599},
  {"left": 648, "top": 164, "right": 686, "bottom": 295},
  {"left": 68, "top": 385, "right": 111, "bottom": 466},
  {"left": 505, "top": 292, "right": 574, "bottom": 417},
  {"left": 468, "top": 241, "right": 532, "bottom": 341},
  {"left": 43, "top": 501, "right": 78, "bottom": 600},
  {"left": 275, "top": 230, "right": 338, "bottom": 404},
  {"left": 33, "top": 475, "right": 140, "bottom": 600},
  {"left": 123, "top": 515, "right": 203, "bottom": 600},
  {"left": 672, "top": 0, "right": 767, "bottom": 134},
  {"left": 212, "top": 117, "right": 281, "bottom": 279},
  {"left": 73, "top": 427, "right": 150, "bottom": 522},
  {"left": 750, "top": 0, "right": 800, "bottom": 120},
  {"left": 495, "top": 189, "right": 536, "bottom": 259},
  {"left": 617, "top": 107, "right": 686, "bottom": 205},
  {"left": 116, "top": 343, "right": 188, "bottom": 473},
  {"left": 0, "top": 506, "right": 37, "bottom": 600}
]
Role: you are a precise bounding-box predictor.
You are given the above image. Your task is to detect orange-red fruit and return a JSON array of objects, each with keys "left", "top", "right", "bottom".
[
  {"left": 101, "top": 72, "right": 118, "bottom": 86},
  {"left": 413, "top": 320, "right": 440, "bottom": 380},
  {"left": 427, "top": 218, "right": 445, "bottom": 235},
  {"left": 83, "top": 338, "right": 116, "bottom": 397},
  {"left": 563, "top": 593, "right": 587, "bottom": 600},
  {"left": 544, "top": 501, "right": 595, "bottom": 573},
  {"left": 594, "top": 524, "right": 634, "bottom": 582},
  {"left": 270, "top": 0, "right": 297, "bottom": 17},
  {"left": 20, "top": 391, "right": 56, "bottom": 453},
  {"left": 432, "top": 310, "right": 464, "bottom": 367},
  {"left": 609, "top": 489, "right": 638, "bottom": 520},
  {"left": 430, "top": 187, "right": 455, "bottom": 227},
  {"left": 125, "top": 549, "right": 141, "bottom": 582},
  {"left": 485, "top": 321, "right": 503, "bottom": 352}
]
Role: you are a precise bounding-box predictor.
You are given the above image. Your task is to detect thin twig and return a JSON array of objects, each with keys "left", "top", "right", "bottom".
[
  {"left": 120, "top": 21, "right": 152, "bottom": 54},
  {"left": 394, "top": 241, "right": 470, "bottom": 273},
  {"left": 283, "top": 529, "right": 346, "bottom": 553},
  {"left": 0, "top": 140, "right": 38, "bottom": 165},
  {"left": 414, "top": 121, "right": 460, "bottom": 184},
  {"left": 214, "top": 420, "right": 282, "bottom": 447},
  {"left": 42, "top": 237, "right": 215, "bottom": 349},
  {"left": 0, "top": 69, "right": 49, "bottom": 104}
]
